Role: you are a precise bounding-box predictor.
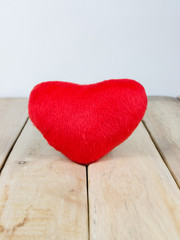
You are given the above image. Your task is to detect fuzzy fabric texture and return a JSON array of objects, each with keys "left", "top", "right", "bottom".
[{"left": 28, "top": 79, "right": 147, "bottom": 165}]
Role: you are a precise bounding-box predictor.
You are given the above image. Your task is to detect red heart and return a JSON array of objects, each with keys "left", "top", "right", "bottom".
[{"left": 28, "top": 79, "right": 147, "bottom": 165}]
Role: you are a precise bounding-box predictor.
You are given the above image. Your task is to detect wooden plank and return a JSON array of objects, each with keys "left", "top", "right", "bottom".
[
  {"left": 0, "top": 98, "right": 28, "bottom": 169},
  {"left": 0, "top": 120, "right": 88, "bottom": 240},
  {"left": 143, "top": 97, "right": 180, "bottom": 186},
  {"left": 88, "top": 123, "right": 180, "bottom": 240}
]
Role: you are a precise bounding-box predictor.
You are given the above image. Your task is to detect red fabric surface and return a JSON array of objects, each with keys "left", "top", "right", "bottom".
[{"left": 28, "top": 79, "right": 147, "bottom": 165}]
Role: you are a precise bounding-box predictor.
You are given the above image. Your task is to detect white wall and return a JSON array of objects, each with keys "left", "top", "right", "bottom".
[{"left": 0, "top": 0, "right": 180, "bottom": 97}]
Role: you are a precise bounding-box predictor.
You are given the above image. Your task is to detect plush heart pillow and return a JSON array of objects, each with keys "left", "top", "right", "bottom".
[{"left": 28, "top": 79, "right": 147, "bottom": 165}]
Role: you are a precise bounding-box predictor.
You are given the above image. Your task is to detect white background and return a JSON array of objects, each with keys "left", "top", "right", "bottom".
[{"left": 0, "top": 0, "right": 180, "bottom": 97}]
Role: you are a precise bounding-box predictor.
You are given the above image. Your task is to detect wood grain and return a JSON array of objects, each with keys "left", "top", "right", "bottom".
[
  {"left": 143, "top": 97, "right": 180, "bottom": 186},
  {"left": 0, "top": 98, "right": 28, "bottom": 169},
  {"left": 0, "top": 120, "right": 88, "bottom": 240},
  {"left": 88, "top": 123, "right": 180, "bottom": 240}
]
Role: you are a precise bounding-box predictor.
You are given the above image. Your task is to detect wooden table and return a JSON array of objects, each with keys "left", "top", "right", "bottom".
[{"left": 0, "top": 97, "right": 179, "bottom": 240}]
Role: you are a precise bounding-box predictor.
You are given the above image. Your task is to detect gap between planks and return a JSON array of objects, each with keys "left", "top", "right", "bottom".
[
  {"left": 142, "top": 119, "right": 180, "bottom": 189},
  {"left": 0, "top": 117, "right": 29, "bottom": 174},
  {"left": 143, "top": 96, "right": 180, "bottom": 187},
  {"left": 0, "top": 98, "right": 28, "bottom": 171},
  {"left": 86, "top": 166, "right": 90, "bottom": 240}
]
